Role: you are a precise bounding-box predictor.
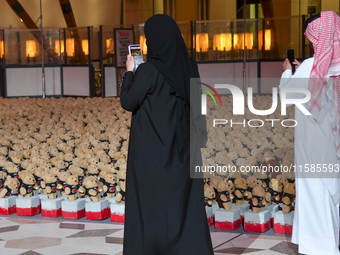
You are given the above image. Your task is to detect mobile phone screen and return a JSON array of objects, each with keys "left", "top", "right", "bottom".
[
  {"left": 130, "top": 46, "right": 143, "bottom": 64},
  {"left": 286, "top": 49, "right": 295, "bottom": 73}
]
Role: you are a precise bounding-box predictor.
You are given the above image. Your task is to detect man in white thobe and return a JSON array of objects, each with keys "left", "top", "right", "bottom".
[{"left": 279, "top": 11, "right": 340, "bottom": 255}]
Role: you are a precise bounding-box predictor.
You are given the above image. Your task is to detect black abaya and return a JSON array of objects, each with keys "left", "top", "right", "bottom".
[{"left": 120, "top": 61, "right": 213, "bottom": 255}]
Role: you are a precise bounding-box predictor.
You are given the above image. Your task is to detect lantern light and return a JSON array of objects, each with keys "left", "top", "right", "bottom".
[
  {"left": 106, "top": 38, "right": 114, "bottom": 54},
  {"left": 82, "top": 40, "right": 89, "bottom": 55},
  {"left": 213, "top": 33, "right": 232, "bottom": 51},
  {"left": 259, "top": 29, "right": 271, "bottom": 50},
  {"left": 196, "top": 33, "right": 208, "bottom": 52},
  {"left": 26, "top": 40, "right": 37, "bottom": 57},
  {"left": 139, "top": 35, "right": 147, "bottom": 55}
]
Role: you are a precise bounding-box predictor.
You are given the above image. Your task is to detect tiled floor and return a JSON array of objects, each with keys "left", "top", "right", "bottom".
[{"left": 0, "top": 216, "right": 300, "bottom": 255}]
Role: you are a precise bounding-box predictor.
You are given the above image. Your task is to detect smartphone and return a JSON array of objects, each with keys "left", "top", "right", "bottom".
[
  {"left": 286, "top": 49, "right": 295, "bottom": 74},
  {"left": 128, "top": 44, "right": 143, "bottom": 71}
]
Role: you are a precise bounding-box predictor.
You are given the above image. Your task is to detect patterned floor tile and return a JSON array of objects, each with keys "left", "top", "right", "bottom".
[
  {"left": 5, "top": 236, "right": 62, "bottom": 249},
  {"left": 0, "top": 225, "right": 19, "bottom": 233},
  {"left": 248, "top": 238, "right": 284, "bottom": 250},
  {"left": 19, "top": 251, "right": 43, "bottom": 255},
  {"left": 66, "top": 229, "right": 121, "bottom": 238},
  {"left": 60, "top": 223, "right": 85, "bottom": 230},
  {"left": 269, "top": 241, "right": 300, "bottom": 255},
  {"left": 210, "top": 232, "right": 241, "bottom": 248},
  {"left": 214, "top": 247, "right": 265, "bottom": 254},
  {"left": 70, "top": 253, "right": 109, "bottom": 255},
  {"left": 106, "top": 237, "right": 124, "bottom": 244}
]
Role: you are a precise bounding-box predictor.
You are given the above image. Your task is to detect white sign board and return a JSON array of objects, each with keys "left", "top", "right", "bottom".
[{"left": 114, "top": 29, "right": 134, "bottom": 67}]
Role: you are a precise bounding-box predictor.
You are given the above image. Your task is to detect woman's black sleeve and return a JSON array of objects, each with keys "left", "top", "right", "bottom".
[{"left": 120, "top": 64, "right": 152, "bottom": 112}]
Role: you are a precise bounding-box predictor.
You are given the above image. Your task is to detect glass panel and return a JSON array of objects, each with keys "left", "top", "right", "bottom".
[
  {"left": 195, "top": 19, "right": 259, "bottom": 61},
  {"left": 62, "top": 27, "right": 90, "bottom": 65},
  {"left": 4, "top": 28, "right": 61, "bottom": 65}
]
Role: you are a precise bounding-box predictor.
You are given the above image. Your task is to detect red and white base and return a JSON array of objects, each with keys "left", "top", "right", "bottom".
[
  {"left": 205, "top": 206, "right": 214, "bottom": 226},
  {"left": 61, "top": 198, "right": 86, "bottom": 219},
  {"left": 110, "top": 203, "right": 125, "bottom": 222},
  {"left": 41, "top": 197, "right": 65, "bottom": 218},
  {"left": 0, "top": 196, "right": 16, "bottom": 215},
  {"left": 244, "top": 209, "right": 271, "bottom": 233},
  {"left": 233, "top": 201, "right": 250, "bottom": 223},
  {"left": 263, "top": 203, "right": 279, "bottom": 226},
  {"left": 16, "top": 196, "right": 41, "bottom": 216},
  {"left": 215, "top": 208, "right": 241, "bottom": 230},
  {"left": 273, "top": 211, "right": 294, "bottom": 234},
  {"left": 85, "top": 200, "right": 110, "bottom": 220}
]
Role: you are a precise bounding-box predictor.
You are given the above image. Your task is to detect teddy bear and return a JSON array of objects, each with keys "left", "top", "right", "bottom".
[
  {"left": 251, "top": 185, "right": 266, "bottom": 213},
  {"left": 33, "top": 167, "right": 44, "bottom": 190},
  {"left": 69, "top": 165, "right": 86, "bottom": 186},
  {"left": 98, "top": 169, "right": 109, "bottom": 192},
  {"left": 233, "top": 178, "right": 248, "bottom": 205},
  {"left": 19, "top": 171, "right": 36, "bottom": 198},
  {"left": 276, "top": 174, "right": 288, "bottom": 189},
  {"left": 204, "top": 183, "right": 216, "bottom": 206},
  {"left": 0, "top": 177, "right": 19, "bottom": 198},
  {"left": 63, "top": 152, "right": 74, "bottom": 166},
  {"left": 41, "top": 172, "right": 58, "bottom": 200},
  {"left": 57, "top": 171, "right": 70, "bottom": 197},
  {"left": 264, "top": 178, "right": 282, "bottom": 206},
  {"left": 215, "top": 178, "right": 234, "bottom": 211},
  {"left": 55, "top": 159, "right": 69, "bottom": 172},
  {"left": 245, "top": 176, "right": 257, "bottom": 200},
  {"left": 115, "top": 168, "right": 126, "bottom": 204},
  {"left": 8, "top": 154, "right": 23, "bottom": 171},
  {"left": 102, "top": 173, "right": 118, "bottom": 198},
  {"left": 0, "top": 172, "right": 6, "bottom": 191},
  {"left": 4, "top": 162, "right": 19, "bottom": 179},
  {"left": 83, "top": 176, "right": 100, "bottom": 202},
  {"left": 64, "top": 174, "right": 84, "bottom": 201},
  {"left": 282, "top": 182, "right": 296, "bottom": 214}
]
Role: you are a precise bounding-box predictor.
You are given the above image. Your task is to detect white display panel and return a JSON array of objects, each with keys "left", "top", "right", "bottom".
[
  {"left": 6, "top": 67, "right": 61, "bottom": 97},
  {"left": 198, "top": 62, "right": 258, "bottom": 94},
  {"left": 104, "top": 66, "right": 117, "bottom": 97},
  {"left": 260, "top": 62, "right": 283, "bottom": 93},
  {"left": 63, "top": 66, "right": 90, "bottom": 96}
]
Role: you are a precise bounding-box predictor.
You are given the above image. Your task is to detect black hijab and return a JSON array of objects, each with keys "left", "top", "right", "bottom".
[
  {"left": 144, "top": 14, "right": 207, "bottom": 155},
  {"left": 144, "top": 14, "right": 194, "bottom": 106}
]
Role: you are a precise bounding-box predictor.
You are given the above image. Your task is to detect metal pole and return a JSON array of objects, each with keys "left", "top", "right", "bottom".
[
  {"left": 40, "top": 0, "right": 45, "bottom": 98},
  {"left": 243, "top": 0, "right": 246, "bottom": 95}
]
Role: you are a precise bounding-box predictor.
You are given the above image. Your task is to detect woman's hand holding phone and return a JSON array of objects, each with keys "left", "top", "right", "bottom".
[{"left": 126, "top": 55, "right": 135, "bottom": 72}]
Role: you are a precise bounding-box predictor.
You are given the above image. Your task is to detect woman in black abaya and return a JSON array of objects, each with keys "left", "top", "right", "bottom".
[{"left": 120, "top": 14, "right": 213, "bottom": 255}]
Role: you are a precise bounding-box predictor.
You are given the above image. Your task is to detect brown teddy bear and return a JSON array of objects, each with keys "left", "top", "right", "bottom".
[
  {"left": 4, "top": 162, "right": 19, "bottom": 179},
  {"left": 19, "top": 172, "right": 36, "bottom": 198},
  {"left": 282, "top": 182, "right": 296, "bottom": 214},
  {"left": 276, "top": 174, "right": 289, "bottom": 189},
  {"left": 33, "top": 167, "right": 44, "bottom": 190},
  {"left": 234, "top": 178, "right": 247, "bottom": 206},
  {"left": 215, "top": 179, "right": 234, "bottom": 211},
  {"left": 264, "top": 178, "right": 282, "bottom": 206},
  {"left": 98, "top": 169, "right": 109, "bottom": 192},
  {"left": 57, "top": 171, "right": 70, "bottom": 197},
  {"left": 245, "top": 176, "right": 257, "bottom": 200},
  {"left": 83, "top": 176, "right": 100, "bottom": 202},
  {"left": 87, "top": 164, "right": 99, "bottom": 176},
  {"left": 116, "top": 169, "right": 126, "bottom": 204},
  {"left": 0, "top": 177, "right": 19, "bottom": 198},
  {"left": 64, "top": 175, "right": 84, "bottom": 201},
  {"left": 0, "top": 172, "right": 6, "bottom": 191},
  {"left": 41, "top": 172, "right": 58, "bottom": 200},
  {"left": 251, "top": 185, "right": 266, "bottom": 213},
  {"left": 204, "top": 183, "right": 216, "bottom": 206},
  {"left": 69, "top": 165, "right": 85, "bottom": 186},
  {"left": 102, "top": 173, "right": 118, "bottom": 198}
]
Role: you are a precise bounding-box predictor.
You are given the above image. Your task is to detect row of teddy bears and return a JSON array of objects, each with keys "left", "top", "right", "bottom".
[
  {"left": 0, "top": 160, "right": 127, "bottom": 204},
  {"left": 0, "top": 97, "right": 131, "bottom": 204},
  {"left": 204, "top": 172, "right": 296, "bottom": 214}
]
